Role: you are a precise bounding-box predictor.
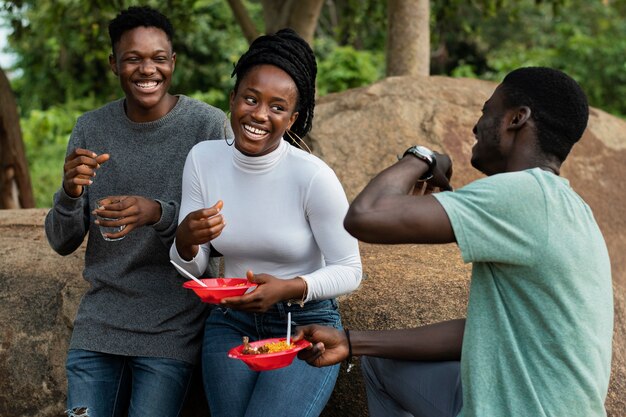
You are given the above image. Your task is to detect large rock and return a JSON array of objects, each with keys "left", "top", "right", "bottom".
[{"left": 0, "top": 75, "right": 624, "bottom": 416}]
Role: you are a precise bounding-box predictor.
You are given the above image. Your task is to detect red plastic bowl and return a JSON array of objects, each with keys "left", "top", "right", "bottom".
[
  {"left": 183, "top": 278, "right": 256, "bottom": 304},
  {"left": 228, "top": 338, "right": 312, "bottom": 371}
]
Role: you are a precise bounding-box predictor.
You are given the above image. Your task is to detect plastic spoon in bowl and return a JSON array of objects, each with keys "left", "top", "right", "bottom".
[
  {"left": 286, "top": 312, "right": 292, "bottom": 345},
  {"left": 170, "top": 260, "right": 208, "bottom": 287}
]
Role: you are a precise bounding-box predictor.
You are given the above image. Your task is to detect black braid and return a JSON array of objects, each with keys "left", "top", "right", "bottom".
[{"left": 231, "top": 28, "right": 317, "bottom": 139}]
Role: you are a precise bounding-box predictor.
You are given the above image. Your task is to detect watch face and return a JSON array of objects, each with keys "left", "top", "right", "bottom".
[{"left": 412, "top": 145, "right": 434, "bottom": 157}]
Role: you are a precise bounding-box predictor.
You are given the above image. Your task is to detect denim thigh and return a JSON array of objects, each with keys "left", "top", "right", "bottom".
[
  {"left": 66, "top": 349, "right": 194, "bottom": 417},
  {"left": 202, "top": 300, "right": 342, "bottom": 417}
]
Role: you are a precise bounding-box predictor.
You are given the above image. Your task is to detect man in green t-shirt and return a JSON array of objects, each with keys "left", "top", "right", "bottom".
[{"left": 296, "top": 67, "right": 613, "bottom": 417}]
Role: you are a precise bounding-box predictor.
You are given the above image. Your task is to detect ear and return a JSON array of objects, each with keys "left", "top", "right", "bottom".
[
  {"left": 287, "top": 111, "right": 299, "bottom": 131},
  {"left": 507, "top": 106, "right": 531, "bottom": 131},
  {"left": 171, "top": 52, "right": 176, "bottom": 71},
  {"left": 109, "top": 54, "right": 118, "bottom": 76},
  {"left": 229, "top": 90, "right": 236, "bottom": 113}
]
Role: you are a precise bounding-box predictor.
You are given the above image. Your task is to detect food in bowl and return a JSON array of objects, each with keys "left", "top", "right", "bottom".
[
  {"left": 242, "top": 336, "right": 295, "bottom": 355},
  {"left": 228, "top": 337, "right": 311, "bottom": 371}
]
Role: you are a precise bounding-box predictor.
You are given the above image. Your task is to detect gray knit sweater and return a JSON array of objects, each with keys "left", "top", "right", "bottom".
[{"left": 45, "top": 95, "right": 232, "bottom": 364}]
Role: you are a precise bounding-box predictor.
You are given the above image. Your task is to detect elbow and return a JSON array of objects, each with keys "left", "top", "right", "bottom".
[
  {"left": 343, "top": 206, "right": 369, "bottom": 241},
  {"left": 343, "top": 213, "right": 380, "bottom": 244},
  {"left": 45, "top": 232, "right": 80, "bottom": 256},
  {"left": 348, "top": 260, "right": 364, "bottom": 291}
]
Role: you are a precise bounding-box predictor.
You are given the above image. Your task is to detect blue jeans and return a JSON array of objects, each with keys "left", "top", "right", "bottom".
[
  {"left": 202, "top": 299, "right": 342, "bottom": 417},
  {"left": 361, "top": 356, "right": 462, "bottom": 417},
  {"left": 65, "top": 349, "right": 194, "bottom": 417}
]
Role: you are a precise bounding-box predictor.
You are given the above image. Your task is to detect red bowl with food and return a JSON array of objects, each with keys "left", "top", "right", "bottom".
[
  {"left": 228, "top": 337, "right": 312, "bottom": 371},
  {"left": 183, "top": 278, "right": 256, "bottom": 304}
]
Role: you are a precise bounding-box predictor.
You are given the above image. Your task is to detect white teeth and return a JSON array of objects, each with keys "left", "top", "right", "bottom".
[
  {"left": 136, "top": 81, "right": 158, "bottom": 88},
  {"left": 244, "top": 124, "right": 268, "bottom": 135}
]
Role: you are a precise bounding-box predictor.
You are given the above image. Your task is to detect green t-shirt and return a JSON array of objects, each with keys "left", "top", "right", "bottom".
[{"left": 435, "top": 168, "right": 613, "bottom": 417}]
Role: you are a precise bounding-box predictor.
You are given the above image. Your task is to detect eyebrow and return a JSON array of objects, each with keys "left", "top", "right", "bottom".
[{"left": 122, "top": 49, "right": 170, "bottom": 56}]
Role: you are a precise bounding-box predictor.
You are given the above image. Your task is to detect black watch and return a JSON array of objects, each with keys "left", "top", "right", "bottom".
[{"left": 402, "top": 145, "right": 437, "bottom": 181}]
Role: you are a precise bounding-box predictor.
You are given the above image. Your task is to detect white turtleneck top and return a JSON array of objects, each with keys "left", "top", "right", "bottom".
[{"left": 170, "top": 138, "right": 362, "bottom": 301}]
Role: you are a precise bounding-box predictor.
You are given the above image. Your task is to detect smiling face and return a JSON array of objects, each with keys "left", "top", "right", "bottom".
[
  {"left": 471, "top": 85, "right": 509, "bottom": 175},
  {"left": 109, "top": 26, "right": 176, "bottom": 122},
  {"left": 230, "top": 64, "right": 299, "bottom": 156}
]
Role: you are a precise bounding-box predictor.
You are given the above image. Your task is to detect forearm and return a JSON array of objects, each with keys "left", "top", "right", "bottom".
[
  {"left": 350, "top": 318, "right": 465, "bottom": 361},
  {"left": 302, "top": 262, "right": 362, "bottom": 301},
  {"left": 351, "top": 157, "right": 428, "bottom": 210},
  {"left": 345, "top": 157, "right": 430, "bottom": 240}
]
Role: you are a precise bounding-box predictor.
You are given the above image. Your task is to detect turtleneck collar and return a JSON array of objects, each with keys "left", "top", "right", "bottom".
[{"left": 232, "top": 138, "right": 289, "bottom": 173}]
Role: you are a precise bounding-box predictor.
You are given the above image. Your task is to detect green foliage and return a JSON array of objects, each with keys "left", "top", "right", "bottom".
[
  {"left": 2, "top": 1, "right": 119, "bottom": 112},
  {"left": 474, "top": 1, "right": 626, "bottom": 117},
  {"left": 188, "top": 88, "right": 229, "bottom": 111},
  {"left": 2, "top": 0, "right": 249, "bottom": 114},
  {"left": 20, "top": 98, "right": 99, "bottom": 207},
  {"left": 316, "top": 43, "right": 384, "bottom": 96},
  {"left": 317, "top": 0, "right": 387, "bottom": 50}
]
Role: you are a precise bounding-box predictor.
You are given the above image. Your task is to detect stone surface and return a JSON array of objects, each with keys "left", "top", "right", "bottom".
[{"left": 0, "top": 75, "right": 624, "bottom": 416}]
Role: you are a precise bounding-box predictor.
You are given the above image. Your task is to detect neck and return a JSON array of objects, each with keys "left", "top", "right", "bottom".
[
  {"left": 539, "top": 165, "right": 559, "bottom": 175},
  {"left": 124, "top": 94, "right": 178, "bottom": 123}
]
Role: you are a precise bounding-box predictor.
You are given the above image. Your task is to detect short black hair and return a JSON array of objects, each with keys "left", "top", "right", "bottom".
[
  {"left": 500, "top": 67, "right": 589, "bottom": 162},
  {"left": 231, "top": 28, "right": 317, "bottom": 139},
  {"left": 108, "top": 6, "right": 174, "bottom": 55}
]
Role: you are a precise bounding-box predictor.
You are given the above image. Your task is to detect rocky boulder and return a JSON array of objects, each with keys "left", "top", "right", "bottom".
[{"left": 0, "top": 75, "right": 624, "bottom": 416}]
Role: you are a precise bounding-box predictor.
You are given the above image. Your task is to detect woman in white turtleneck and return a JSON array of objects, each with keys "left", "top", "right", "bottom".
[{"left": 169, "top": 29, "right": 362, "bottom": 417}]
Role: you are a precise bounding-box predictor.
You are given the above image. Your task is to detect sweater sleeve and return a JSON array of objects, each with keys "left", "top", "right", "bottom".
[
  {"left": 300, "top": 166, "right": 362, "bottom": 301},
  {"left": 44, "top": 123, "right": 90, "bottom": 256}
]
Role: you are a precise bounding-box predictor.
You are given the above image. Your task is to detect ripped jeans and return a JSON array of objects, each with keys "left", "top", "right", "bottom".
[{"left": 65, "top": 349, "right": 194, "bottom": 417}]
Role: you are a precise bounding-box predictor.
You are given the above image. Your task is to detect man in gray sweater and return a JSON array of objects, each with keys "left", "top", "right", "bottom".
[{"left": 44, "top": 6, "right": 232, "bottom": 417}]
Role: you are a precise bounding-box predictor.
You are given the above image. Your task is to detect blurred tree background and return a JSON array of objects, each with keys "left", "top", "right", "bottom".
[{"left": 1, "top": 0, "right": 625, "bottom": 207}]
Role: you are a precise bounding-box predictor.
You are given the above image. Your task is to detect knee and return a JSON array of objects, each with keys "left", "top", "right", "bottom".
[{"left": 65, "top": 407, "right": 90, "bottom": 417}]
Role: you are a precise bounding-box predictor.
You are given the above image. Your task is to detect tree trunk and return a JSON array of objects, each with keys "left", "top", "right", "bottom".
[
  {"left": 0, "top": 68, "right": 34, "bottom": 209},
  {"left": 261, "top": 0, "right": 324, "bottom": 45},
  {"left": 226, "top": 0, "right": 260, "bottom": 43},
  {"left": 386, "top": 0, "right": 430, "bottom": 76}
]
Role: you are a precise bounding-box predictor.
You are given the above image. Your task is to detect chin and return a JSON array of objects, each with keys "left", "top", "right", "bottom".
[{"left": 470, "top": 158, "right": 487, "bottom": 176}]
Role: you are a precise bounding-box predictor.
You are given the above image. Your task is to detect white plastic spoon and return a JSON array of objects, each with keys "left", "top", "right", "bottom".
[{"left": 170, "top": 260, "right": 208, "bottom": 287}]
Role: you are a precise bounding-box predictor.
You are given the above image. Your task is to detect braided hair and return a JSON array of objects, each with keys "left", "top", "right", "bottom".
[{"left": 231, "top": 28, "right": 317, "bottom": 140}]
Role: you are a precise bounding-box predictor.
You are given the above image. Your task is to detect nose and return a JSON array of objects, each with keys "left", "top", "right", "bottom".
[
  {"left": 472, "top": 124, "right": 478, "bottom": 135},
  {"left": 139, "top": 60, "right": 156, "bottom": 75},
  {"left": 251, "top": 104, "right": 269, "bottom": 121}
]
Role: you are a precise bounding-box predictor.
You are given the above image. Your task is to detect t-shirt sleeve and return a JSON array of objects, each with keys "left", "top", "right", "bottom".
[{"left": 434, "top": 172, "right": 547, "bottom": 266}]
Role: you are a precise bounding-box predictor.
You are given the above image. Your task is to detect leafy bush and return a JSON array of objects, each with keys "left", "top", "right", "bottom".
[
  {"left": 21, "top": 97, "right": 99, "bottom": 207},
  {"left": 463, "top": 1, "right": 626, "bottom": 117},
  {"left": 316, "top": 44, "right": 384, "bottom": 96}
]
